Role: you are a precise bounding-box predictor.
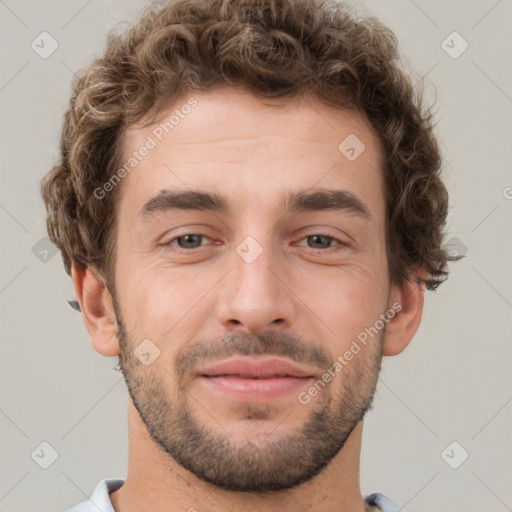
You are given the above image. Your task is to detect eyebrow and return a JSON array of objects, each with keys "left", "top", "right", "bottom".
[
  {"left": 139, "top": 188, "right": 371, "bottom": 220},
  {"left": 140, "top": 190, "right": 229, "bottom": 219},
  {"left": 283, "top": 189, "right": 371, "bottom": 219}
]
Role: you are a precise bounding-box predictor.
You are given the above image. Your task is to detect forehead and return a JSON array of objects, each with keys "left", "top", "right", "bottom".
[{"left": 118, "top": 88, "right": 385, "bottom": 218}]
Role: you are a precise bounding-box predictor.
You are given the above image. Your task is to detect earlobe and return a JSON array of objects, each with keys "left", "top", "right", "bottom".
[
  {"left": 71, "top": 264, "right": 120, "bottom": 357},
  {"left": 382, "top": 272, "right": 426, "bottom": 357}
]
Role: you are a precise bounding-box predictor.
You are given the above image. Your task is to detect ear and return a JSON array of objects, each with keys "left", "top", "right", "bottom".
[
  {"left": 382, "top": 270, "right": 426, "bottom": 357},
  {"left": 71, "top": 264, "right": 120, "bottom": 357}
]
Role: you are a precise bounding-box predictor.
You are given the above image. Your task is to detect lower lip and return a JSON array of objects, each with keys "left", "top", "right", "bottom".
[{"left": 199, "top": 375, "right": 313, "bottom": 401}]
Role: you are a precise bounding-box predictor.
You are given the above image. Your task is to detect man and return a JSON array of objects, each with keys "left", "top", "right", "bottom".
[{"left": 40, "top": 0, "right": 451, "bottom": 510}]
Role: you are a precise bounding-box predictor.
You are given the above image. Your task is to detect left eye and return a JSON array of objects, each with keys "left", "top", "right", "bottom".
[{"left": 296, "top": 235, "right": 344, "bottom": 250}]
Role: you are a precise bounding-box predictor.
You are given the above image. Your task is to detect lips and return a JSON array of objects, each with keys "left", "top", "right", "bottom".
[
  {"left": 197, "top": 356, "right": 315, "bottom": 379},
  {"left": 197, "top": 356, "right": 315, "bottom": 401}
]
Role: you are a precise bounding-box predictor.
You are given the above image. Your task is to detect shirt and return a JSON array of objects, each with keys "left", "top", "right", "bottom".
[{"left": 63, "top": 478, "right": 406, "bottom": 512}]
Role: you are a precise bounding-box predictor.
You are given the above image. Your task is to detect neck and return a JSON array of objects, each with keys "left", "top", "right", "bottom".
[{"left": 110, "top": 401, "right": 371, "bottom": 512}]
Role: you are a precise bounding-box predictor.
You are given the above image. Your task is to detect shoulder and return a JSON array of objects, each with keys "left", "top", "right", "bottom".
[
  {"left": 62, "top": 478, "right": 125, "bottom": 512},
  {"left": 364, "top": 492, "right": 406, "bottom": 512}
]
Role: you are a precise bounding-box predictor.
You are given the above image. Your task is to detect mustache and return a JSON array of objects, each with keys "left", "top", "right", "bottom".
[{"left": 174, "top": 330, "right": 332, "bottom": 381}]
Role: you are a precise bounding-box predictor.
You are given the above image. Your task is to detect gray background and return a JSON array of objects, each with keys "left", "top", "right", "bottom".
[{"left": 1, "top": 1, "right": 511, "bottom": 511}]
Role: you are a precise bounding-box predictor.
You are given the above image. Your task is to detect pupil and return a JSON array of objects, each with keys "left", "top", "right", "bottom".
[
  {"left": 179, "top": 234, "right": 201, "bottom": 248},
  {"left": 309, "top": 235, "right": 330, "bottom": 249}
]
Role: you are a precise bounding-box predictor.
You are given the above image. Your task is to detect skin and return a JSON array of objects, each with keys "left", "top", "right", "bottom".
[{"left": 73, "top": 87, "right": 425, "bottom": 512}]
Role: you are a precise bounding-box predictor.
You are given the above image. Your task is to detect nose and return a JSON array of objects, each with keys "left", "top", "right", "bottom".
[{"left": 215, "top": 238, "right": 297, "bottom": 334}]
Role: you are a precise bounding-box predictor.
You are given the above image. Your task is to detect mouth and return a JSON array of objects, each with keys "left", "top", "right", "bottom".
[{"left": 197, "top": 356, "right": 315, "bottom": 401}]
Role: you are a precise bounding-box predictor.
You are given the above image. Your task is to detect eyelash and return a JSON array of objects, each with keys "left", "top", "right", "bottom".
[{"left": 161, "top": 234, "right": 348, "bottom": 254}]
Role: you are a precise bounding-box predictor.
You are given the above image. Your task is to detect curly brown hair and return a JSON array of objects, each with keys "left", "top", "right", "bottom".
[{"left": 40, "top": 0, "right": 451, "bottom": 291}]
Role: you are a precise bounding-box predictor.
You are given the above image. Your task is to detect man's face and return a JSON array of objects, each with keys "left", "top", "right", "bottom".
[{"left": 111, "top": 88, "right": 391, "bottom": 491}]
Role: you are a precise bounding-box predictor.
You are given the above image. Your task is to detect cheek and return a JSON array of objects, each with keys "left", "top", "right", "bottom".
[
  {"left": 115, "top": 257, "right": 217, "bottom": 341},
  {"left": 296, "top": 265, "right": 388, "bottom": 347}
]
